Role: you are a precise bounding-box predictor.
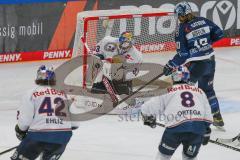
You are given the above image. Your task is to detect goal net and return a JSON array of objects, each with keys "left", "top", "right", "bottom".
[{"left": 73, "top": 9, "right": 177, "bottom": 88}]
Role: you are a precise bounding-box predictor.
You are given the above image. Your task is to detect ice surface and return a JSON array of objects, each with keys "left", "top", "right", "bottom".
[{"left": 0, "top": 47, "right": 240, "bottom": 160}]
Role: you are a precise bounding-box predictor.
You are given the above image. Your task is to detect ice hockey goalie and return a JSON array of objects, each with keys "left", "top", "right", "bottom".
[{"left": 91, "top": 32, "right": 143, "bottom": 95}]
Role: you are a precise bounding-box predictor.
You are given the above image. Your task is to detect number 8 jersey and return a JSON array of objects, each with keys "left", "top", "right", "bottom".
[
  {"left": 171, "top": 16, "right": 224, "bottom": 66},
  {"left": 141, "top": 84, "right": 213, "bottom": 133},
  {"left": 17, "top": 86, "right": 75, "bottom": 133}
]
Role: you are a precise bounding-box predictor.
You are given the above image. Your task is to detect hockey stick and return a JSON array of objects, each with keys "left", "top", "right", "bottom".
[
  {"left": 216, "top": 134, "right": 240, "bottom": 144},
  {"left": 156, "top": 122, "right": 240, "bottom": 152},
  {"left": 98, "top": 71, "right": 165, "bottom": 108},
  {"left": 0, "top": 146, "right": 17, "bottom": 156},
  {"left": 209, "top": 139, "right": 240, "bottom": 152},
  {"left": 114, "top": 72, "right": 165, "bottom": 107}
]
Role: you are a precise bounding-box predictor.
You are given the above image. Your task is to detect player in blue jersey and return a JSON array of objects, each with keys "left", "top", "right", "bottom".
[
  {"left": 141, "top": 66, "right": 213, "bottom": 160},
  {"left": 163, "top": 1, "right": 224, "bottom": 128},
  {"left": 11, "top": 65, "right": 78, "bottom": 160}
]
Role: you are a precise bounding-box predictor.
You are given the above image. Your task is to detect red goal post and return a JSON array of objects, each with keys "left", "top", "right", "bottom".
[{"left": 73, "top": 9, "right": 177, "bottom": 88}]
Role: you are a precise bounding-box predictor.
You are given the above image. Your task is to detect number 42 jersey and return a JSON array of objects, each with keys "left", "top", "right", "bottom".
[
  {"left": 17, "top": 86, "right": 74, "bottom": 132},
  {"left": 171, "top": 16, "right": 224, "bottom": 66}
]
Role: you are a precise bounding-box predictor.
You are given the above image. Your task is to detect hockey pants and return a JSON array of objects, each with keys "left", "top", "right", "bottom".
[{"left": 188, "top": 56, "right": 220, "bottom": 113}]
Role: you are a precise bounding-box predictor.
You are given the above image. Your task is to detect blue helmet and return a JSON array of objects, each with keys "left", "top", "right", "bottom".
[
  {"left": 171, "top": 66, "right": 190, "bottom": 83},
  {"left": 36, "top": 65, "right": 55, "bottom": 82},
  {"left": 174, "top": 1, "right": 192, "bottom": 17}
]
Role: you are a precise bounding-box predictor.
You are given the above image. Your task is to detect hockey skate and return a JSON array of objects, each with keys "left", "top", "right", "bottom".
[{"left": 213, "top": 111, "right": 225, "bottom": 131}]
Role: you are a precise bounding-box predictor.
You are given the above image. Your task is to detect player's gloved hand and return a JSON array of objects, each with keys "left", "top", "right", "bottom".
[
  {"left": 163, "top": 62, "right": 174, "bottom": 76},
  {"left": 15, "top": 124, "right": 27, "bottom": 141},
  {"left": 202, "top": 127, "right": 211, "bottom": 145},
  {"left": 141, "top": 112, "right": 156, "bottom": 128}
]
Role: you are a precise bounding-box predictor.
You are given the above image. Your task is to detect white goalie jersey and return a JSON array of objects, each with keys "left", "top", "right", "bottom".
[
  {"left": 94, "top": 35, "right": 143, "bottom": 81},
  {"left": 95, "top": 35, "right": 143, "bottom": 63},
  {"left": 141, "top": 84, "right": 213, "bottom": 128},
  {"left": 17, "top": 86, "right": 77, "bottom": 132},
  {"left": 95, "top": 35, "right": 119, "bottom": 59}
]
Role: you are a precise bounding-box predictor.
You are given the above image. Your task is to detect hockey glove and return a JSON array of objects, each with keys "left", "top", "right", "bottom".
[
  {"left": 163, "top": 63, "right": 174, "bottom": 76},
  {"left": 141, "top": 112, "right": 156, "bottom": 128},
  {"left": 202, "top": 127, "right": 211, "bottom": 145},
  {"left": 112, "top": 55, "right": 125, "bottom": 63},
  {"left": 15, "top": 124, "right": 27, "bottom": 141}
]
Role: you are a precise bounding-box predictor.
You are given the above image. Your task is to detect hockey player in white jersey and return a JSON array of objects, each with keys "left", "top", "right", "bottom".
[
  {"left": 11, "top": 65, "right": 78, "bottom": 160},
  {"left": 91, "top": 32, "right": 143, "bottom": 95},
  {"left": 141, "top": 66, "right": 213, "bottom": 160}
]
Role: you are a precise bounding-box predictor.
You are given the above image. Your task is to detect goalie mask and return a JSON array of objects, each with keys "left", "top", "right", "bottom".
[
  {"left": 35, "top": 65, "right": 56, "bottom": 86},
  {"left": 118, "top": 32, "right": 133, "bottom": 54}
]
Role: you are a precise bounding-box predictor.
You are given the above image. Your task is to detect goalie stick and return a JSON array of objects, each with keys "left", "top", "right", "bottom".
[
  {"left": 156, "top": 122, "right": 240, "bottom": 152},
  {"left": 116, "top": 73, "right": 164, "bottom": 105},
  {"left": 107, "top": 72, "right": 165, "bottom": 108},
  {"left": 0, "top": 146, "right": 17, "bottom": 156}
]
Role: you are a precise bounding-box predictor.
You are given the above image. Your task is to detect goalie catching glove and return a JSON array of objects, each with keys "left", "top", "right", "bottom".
[
  {"left": 98, "top": 55, "right": 125, "bottom": 63},
  {"left": 112, "top": 55, "right": 125, "bottom": 63},
  {"left": 141, "top": 112, "right": 156, "bottom": 128}
]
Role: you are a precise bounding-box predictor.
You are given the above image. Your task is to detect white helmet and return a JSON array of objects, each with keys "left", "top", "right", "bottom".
[
  {"left": 171, "top": 65, "right": 190, "bottom": 83},
  {"left": 174, "top": 1, "right": 192, "bottom": 17}
]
